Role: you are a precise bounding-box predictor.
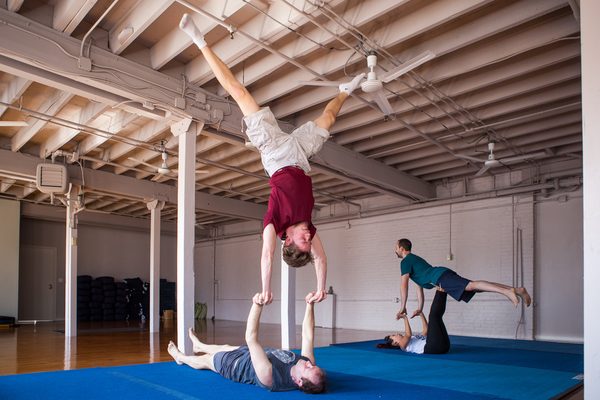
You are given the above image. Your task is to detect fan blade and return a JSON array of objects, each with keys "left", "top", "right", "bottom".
[
  {"left": 380, "top": 51, "right": 436, "bottom": 83},
  {"left": 474, "top": 165, "right": 491, "bottom": 177},
  {"left": 371, "top": 90, "right": 394, "bottom": 116},
  {"left": 455, "top": 153, "right": 486, "bottom": 163},
  {"left": 297, "top": 80, "right": 342, "bottom": 87},
  {"left": 171, "top": 168, "right": 210, "bottom": 175},
  {"left": 127, "top": 157, "right": 158, "bottom": 170},
  {"left": 0, "top": 121, "right": 28, "bottom": 127},
  {"left": 498, "top": 151, "right": 547, "bottom": 165}
]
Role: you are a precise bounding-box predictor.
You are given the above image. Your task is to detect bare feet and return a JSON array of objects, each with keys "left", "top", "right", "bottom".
[
  {"left": 167, "top": 341, "right": 183, "bottom": 365},
  {"left": 188, "top": 328, "right": 204, "bottom": 353},
  {"left": 515, "top": 287, "right": 532, "bottom": 307},
  {"left": 507, "top": 288, "right": 520, "bottom": 307}
]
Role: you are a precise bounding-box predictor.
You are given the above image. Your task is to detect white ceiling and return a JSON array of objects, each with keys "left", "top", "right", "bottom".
[{"left": 0, "top": 0, "right": 582, "bottom": 227}]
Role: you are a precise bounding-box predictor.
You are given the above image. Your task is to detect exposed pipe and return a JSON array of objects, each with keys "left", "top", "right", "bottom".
[{"left": 80, "top": 0, "right": 120, "bottom": 58}]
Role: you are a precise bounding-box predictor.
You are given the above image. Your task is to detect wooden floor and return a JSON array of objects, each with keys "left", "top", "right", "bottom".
[
  {"left": 0, "top": 319, "right": 583, "bottom": 399},
  {"left": 0, "top": 318, "right": 388, "bottom": 375}
]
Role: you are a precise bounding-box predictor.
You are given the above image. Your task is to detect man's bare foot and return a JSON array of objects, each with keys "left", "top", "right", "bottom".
[
  {"left": 168, "top": 341, "right": 183, "bottom": 365},
  {"left": 188, "top": 328, "right": 204, "bottom": 353},
  {"left": 507, "top": 288, "right": 520, "bottom": 307},
  {"left": 515, "top": 287, "right": 532, "bottom": 307}
]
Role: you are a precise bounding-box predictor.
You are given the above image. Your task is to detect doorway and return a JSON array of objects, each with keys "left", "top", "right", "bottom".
[{"left": 19, "top": 245, "right": 57, "bottom": 321}]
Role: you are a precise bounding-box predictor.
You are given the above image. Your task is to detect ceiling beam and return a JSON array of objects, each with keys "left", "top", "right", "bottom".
[
  {"left": 11, "top": 91, "right": 74, "bottom": 152},
  {"left": 53, "top": 0, "right": 98, "bottom": 34},
  {"left": 109, "top": 1, "right": 174, "bottom": 54},
  {"left": 0, "top": 7, "right": 434, "bottom": 200},
  {"left": 0, "top": 74, "right": 31, "bottom": 117},
  {"left": 0, "top": 148, "right": 266, "bottom": 220}
]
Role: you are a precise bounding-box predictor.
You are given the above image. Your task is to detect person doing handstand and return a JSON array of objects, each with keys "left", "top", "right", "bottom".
[
  {"left": 168, "top": 292, "right": 326, "bottom": 393},
  {"left": 180, "top": 14, "right": 365, "bottom": 305},
  {"left": 395, "top": 238, "right": 532, "bottom": 319}
]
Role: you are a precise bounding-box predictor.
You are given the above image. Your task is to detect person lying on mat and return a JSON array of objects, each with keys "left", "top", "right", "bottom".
[
  {"left": 180, "top": 13, "right": 365, "bottom": 307},
  {"left": 167, "top": 292, "right": 326, "bottom": 394},
  {"left": 378, "top": 289, "right": 450, "bottom": 354},
  {"left": 394, "top": 238, "right": 532, "bottom": 320}
]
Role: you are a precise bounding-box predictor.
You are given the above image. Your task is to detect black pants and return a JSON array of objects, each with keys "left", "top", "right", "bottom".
[{"left": 424, "top": 291, "right": 450, "bottom": 354}]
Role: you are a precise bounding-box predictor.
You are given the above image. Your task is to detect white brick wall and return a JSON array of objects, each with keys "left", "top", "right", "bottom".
[{"left": 195, "top": 193, "right": 582, "bottom": 342}]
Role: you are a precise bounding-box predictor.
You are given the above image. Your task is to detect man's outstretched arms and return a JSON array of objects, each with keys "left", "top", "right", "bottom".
[{"left": 246, "top": 294, "right": 273, "bottom": 387}]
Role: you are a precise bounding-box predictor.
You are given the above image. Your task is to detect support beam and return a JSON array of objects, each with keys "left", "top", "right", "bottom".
[
  {"left": 64, "top": 185, "right": 80, "bottom": 337},
  {"left": 147, "top": 199, "right": 165, "bottom": 333},
  {"left": 581, "top": 1, "right": 600, "bottom": 398},
  {"left": 175, "top": 120, "right": 201, "bottom": 355},
  {"left": 0, "top": 148, "right": 266, "bottom": 220},
  {"left": 281, "top": 248, "right": 295, "bottom": 350}
]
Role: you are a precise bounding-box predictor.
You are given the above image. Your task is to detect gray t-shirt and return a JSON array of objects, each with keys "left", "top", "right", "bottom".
[{"left": 214, "top": 346, "right": 309, "bottom": 391}]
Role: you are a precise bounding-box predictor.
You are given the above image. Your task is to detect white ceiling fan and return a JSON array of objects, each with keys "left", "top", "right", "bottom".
[
  {"left": 127, "top": 141, "right": 209, "bottom": 179},
  {"left": 457, "top": 141, "right": 548, "bottom": 176},
  {"left": 298, "top": 51, "right": 436, "bottom": 117}
]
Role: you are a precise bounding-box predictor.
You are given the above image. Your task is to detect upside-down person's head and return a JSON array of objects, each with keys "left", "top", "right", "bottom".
[
  {"left": 283, "top": 223, "right": 314, "bottom": 267},
  {"left": 282, "top": 243, "right": 314, "bottom": 268},
  {"left": 292, "top": 359, "right": 327, "bottom": 394}
]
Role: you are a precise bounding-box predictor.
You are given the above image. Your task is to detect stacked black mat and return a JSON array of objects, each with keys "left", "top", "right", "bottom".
[
  {"left": 76, "top": 275, "right": 93, "bottom": 321},
  {"left": 77, "top": 275, "right": 175, "bottom": 322},
  {"left": 160, "top": 278, "right": 176, "bottom": 315}
]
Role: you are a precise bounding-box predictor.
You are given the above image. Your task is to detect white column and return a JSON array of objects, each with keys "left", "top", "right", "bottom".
[
  {"left": 64, "top": 185, "right": 79, "bottom": 337},
  {"left": 581, "top": 1, "right": 600, "bottom": 398},
  {"left": 173, "top": 118, "right": 202, "bottom": 355},
  {"left": 147, "top": 199, "right": 164, "bottom": 333},
  {"left": 281, "top": 245, "right": 296, "bottom": 350}
]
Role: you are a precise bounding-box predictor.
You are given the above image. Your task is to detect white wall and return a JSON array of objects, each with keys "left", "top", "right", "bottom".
[
  {"left": 0, "top": 198, "right": 20, "bottom": 318},
  {"left": 20, "top": 217, "right": 177, "bottom": 319},
  {"left": 197, "top": 195, "right": 558, "bottom": 340},
  {"left": 535, "top": 192, "right": 583, "bottom": 342}
]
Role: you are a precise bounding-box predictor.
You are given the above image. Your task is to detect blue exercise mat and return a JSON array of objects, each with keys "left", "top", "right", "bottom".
[{"left": 0, "top": 337, "right": 583, "bottom": 400}]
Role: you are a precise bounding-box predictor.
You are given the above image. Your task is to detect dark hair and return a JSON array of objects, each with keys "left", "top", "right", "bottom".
[
  {"left": 376, "top": 336, "right": 402, "bottom": 349},
  {"left": 299, "top": 368, "right": 326, "bottom": 394},
  {"left": 397, "top": 238, "right": 412, "bottom": 252},
  {"left": 282, "top": 243, "right": 314, "bottom": 268}
]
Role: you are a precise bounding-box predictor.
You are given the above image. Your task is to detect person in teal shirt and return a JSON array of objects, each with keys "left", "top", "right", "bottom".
[{"left": 395, "top": 238, "right": 531, "bottom": 319}]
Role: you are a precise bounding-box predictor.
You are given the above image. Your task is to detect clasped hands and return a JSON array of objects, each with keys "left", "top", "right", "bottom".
[{"left": 395, "top": 308, "right": 424, "bottom": 320}]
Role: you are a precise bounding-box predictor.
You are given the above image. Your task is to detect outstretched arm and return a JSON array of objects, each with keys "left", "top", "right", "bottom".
[
  {"left": 397, "top": 273, "right": 410, "bottom": 319},
  {"left": 301, "top": 293, "right": 316, "bottom": 364},
  {"left": 307, "top": 233, "right": 327, "bottom": 303},
  {"left": 260, "top": 224, "right": 277, "bottom": 305},
  {"left": 395, "top": 315, "right": 412, "bottom": 350},
  {"left": 245, "top": 294, "right": 273, "bottom": 388},
  {"left": 410, "top": 286, "right": 424, "bottom": 318}
]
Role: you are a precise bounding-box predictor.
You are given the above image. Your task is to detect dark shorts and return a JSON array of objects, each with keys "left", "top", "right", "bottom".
[
  {"left": 213, "top": 346, "right": 248, "bottom": 380},
  {"left": 436, "top": 270, "right": 475, "bottom": 303}
]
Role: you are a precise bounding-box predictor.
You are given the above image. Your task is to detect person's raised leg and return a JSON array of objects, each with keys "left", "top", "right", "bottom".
[
  {"left": 424, "top": 290, "right": 450, "bottom": 354},
  {"left": 168, "top": 341, "right": 217, "bottom": 371},
  {"left": 188, "top": 328, "right": 239, "bottom": 354},
  {"left": 465, "top": 280, "right": 532, "bottom": 307},
  {"left": 313, "top": 73, "right": 365, "bottom": 131},
  {"left": 179, "top": 14, "right": 259, "bottom": 116}
]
